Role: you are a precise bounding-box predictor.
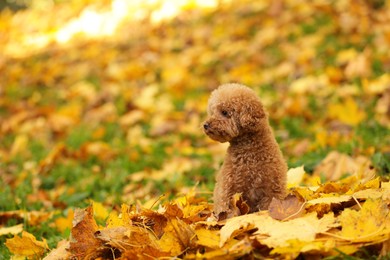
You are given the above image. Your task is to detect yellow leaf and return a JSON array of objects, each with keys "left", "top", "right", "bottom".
[
  {"left": 55, "top": 209, "right": 74, "bottom": 233},
  {"left": 287, "top": 166, "right": 305, "bottom": 188},
  {"left": 271, "top": 239, "right": 335, "bottom": 257},
  {"left": 306, "top": 195, "right": 352, "bottom": 205},
  {"left": 219, "top": 213, "right": 259, "bottom": 247},
  {"left": 10, "top": 135, "right": 28, "bottom": 158},
  {"left": 134, "top": 84, "right": 159, "bottom": 111},
  {"left": 291, "top": 187, "right": 316, "bottom": 201},
  {"left": 353, "top": 177, "right": 380, "bottom": 192},
  {"left": 195, "top": 228, "right": 220, "bottom": 249},
  {"left": 365, "top": 74, "right": 390, "bottom": 95},
  {"left": 336, "top": 49, "right": 358, "bottom": 65},
  {"left": 119, "top": 204, "right": 133, "bottom": 227},
  {"left": 92, "top": 201, "right": 109, "bottom": 221},
  {"left": 183, "top": 204, "right": 210, "bottom": 222},
  {"left": 328, "top": 98, "right": 366, "bottom": 126},
  {"left": 382, "top": 181, "right": 390, "bottom": 189},
  {"left": 69, "top": 81, "right": 97, "bottom": 103},
  {"left": 0, "top": 224, "right": 23, "bottom": 236},
  {"left": 253, "top": 213, "right": 337, "bottom": 248},
  {"left": 353, "top": 189, "right": 383, "bottom": 200},
  {"left": 158, "top": 218, "right": 195, "bottom": 255},
  {"left": 5, "top": 231, "right": 49, "bottom": 259},
  {"left": 52, "top": 102, "right": 82, "bottom": 124},
  {"left": 339, "top": 199, "right": 390, "bottom": 242},
  {"left": 106, "top": 211, "right": 123, "bottom": 228}
]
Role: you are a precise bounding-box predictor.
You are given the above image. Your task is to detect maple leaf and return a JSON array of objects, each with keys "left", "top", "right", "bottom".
[
  {"left": 95, "top": 226, "right": 168, "bottom": 258},
  {"left": 254, "top": 212, "right": 337, "bottom": 249},
  {"left": 338, "top": 199, "right": 390, "bottom": 243},
  {"left": 219, "top": 213, "right": 259, "bottom": 247},
  {"left": 5, "top": 231, "right": 49, "bottom": 259},
  {"left": 328, "top": 97, "right": 366, "bottom": 126},
  {"left": 69, "top": 206, "right": 102, "bottom": 258},
  {"left": 158, "top": 217, "right": 195, "bottom": 255}
]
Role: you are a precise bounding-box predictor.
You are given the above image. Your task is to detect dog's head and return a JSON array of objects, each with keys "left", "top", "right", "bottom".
[{"left": 203, "top": 83, "right": 266, "bottom": 143}]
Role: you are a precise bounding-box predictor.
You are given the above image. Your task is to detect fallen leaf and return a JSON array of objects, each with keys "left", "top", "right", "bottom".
[
  {"left": 0, "top": 224, "right": 23, "bottom": 236},
  {"left": 194, "top": 228, "right": 220, "bottom": 249},
  {"left": 10, "top": 134, "right": 28, "bottom": 159},
  {"left": 95, "top": 225, "right": 168, "bottom": 258},
  {"left": 158, "top": 218, "right": 195, "bottom": 255},
  {"left": 55, "top": 209, "right": 74, "bottom": 233},
  {"left": 5, "top": 231, "right": 49, "bottom": 259},
  {"left": 253, "top": 212, "right": 337, "bottom": 248},
  {"left": 306, "top": 195, "right": 352, "bottom": 205},
  {"left": 269, "top": 194, "right": 305, "bottom": 220},
  {"left": 338, "top": 199, "right": 390, "bottom": 242},
  {"left": 328, "top": 98, "right": 366, "bottom": 126},
  {"left": 230, "top": 193, "right": 250, "bottom": 216},
  {"left": 0, "top": 210, "right": 52, "bottom": 226},
  {"left": 43, "top": 240, "right": 71, "bottom": 260},
  {"left": 287, "top": 166, "right": 305, "bottom": 188},
  {"left": 69, "top": 206, "right": 102, "bottom": 258},
  {"left": 219, "top": 213, "right": 262, "bottom": 247},
  {"left": 92, "top": 200, "right": 109, "bottom": 221}
]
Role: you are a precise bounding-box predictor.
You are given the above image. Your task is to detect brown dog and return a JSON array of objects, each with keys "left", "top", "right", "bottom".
[{"left": 203, "top": 83, "right": 287, "bottom": 217}]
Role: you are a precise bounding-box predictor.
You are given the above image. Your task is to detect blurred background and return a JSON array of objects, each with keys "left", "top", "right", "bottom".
[{"left": 0, "top": 0, "right": 390, "bottom": 255}]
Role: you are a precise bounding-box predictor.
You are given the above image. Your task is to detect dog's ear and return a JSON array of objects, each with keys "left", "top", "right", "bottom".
[{"left": 239, "top": 102, "right": 266, "bottom": 132}]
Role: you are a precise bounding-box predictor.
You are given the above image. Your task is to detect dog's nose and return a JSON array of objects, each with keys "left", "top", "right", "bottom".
[{"left": 203, "top": 123, "right": 209, "bottom": 130}]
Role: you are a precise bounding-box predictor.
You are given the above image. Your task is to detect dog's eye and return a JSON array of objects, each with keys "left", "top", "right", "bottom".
[{"left": 221, "top": 110, "right": 229, "bottom": 117}]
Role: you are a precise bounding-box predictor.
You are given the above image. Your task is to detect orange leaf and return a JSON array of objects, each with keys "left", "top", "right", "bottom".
[{"left": 69, "top": 206, "right": 102, "bottom": 258}]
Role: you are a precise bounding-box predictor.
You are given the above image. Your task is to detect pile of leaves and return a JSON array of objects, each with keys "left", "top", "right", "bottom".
[
  {"left": 1, "top": 0, "right": 390, "bottom": 258},
  {"left": 7, "top": 166, "right": 390, "bottom": 259}
]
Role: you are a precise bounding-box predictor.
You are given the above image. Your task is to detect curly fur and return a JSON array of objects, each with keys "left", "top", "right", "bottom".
[{"left": 203, "top": 83, "right": 287, "bottom": 217}]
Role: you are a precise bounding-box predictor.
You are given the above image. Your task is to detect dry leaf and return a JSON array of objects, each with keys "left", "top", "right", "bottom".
[
  {"left": 269, "top": 194, "right": 305, "bottom": 220},
  {"left": 5, "top": 231, "right": 49, "bottom": 259},
  {"left": 158, "top": 218, "right": 195, "bottom": 255},
  {"left": 328, "top": 98, "right": 366, "bottom": 126},
  {"left": 43, "top": 240, "right": 71, "bottom": 260},
  {"left": 54, "top": 209, "right": 74, "bottom": 233},
  {"left": 194, "top": 228, "right": 220, "bottom": 249},
  {"left": 219, "top": 213, "right": 263, "bottom": 247},
  {"left": 253, "top": 212, "right": 337, "bottom": 248},
  {"left": 306, "top": 195, "right": 353, "bottom": 206},
  {"left": 0, "top": 224, "right": 23, "bottom": 236},
  {"left": 92, "top": 201, "right": 109, "bottom": 221},
  {"left": 338, "top": 199, "right": 390, "bottom": 242},
  {"left": 287, "top": 165, "right": 306, "bottom": 188},
  {"left": 69, "top": 206, "right": 102, "bottom": 258},
  {"left": 95, "top": 225, "right": 167, "bottom": 258},
  {"left": 230, "top": 193, "right": 250, "bottom": 217}
]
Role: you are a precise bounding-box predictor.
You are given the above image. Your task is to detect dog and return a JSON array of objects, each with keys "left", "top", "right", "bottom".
[{"left": 203, "top": 83, "right": 287, "bottom": 217}]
